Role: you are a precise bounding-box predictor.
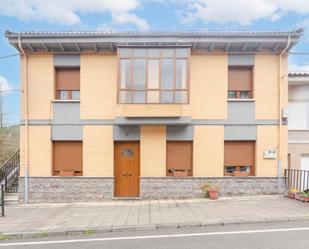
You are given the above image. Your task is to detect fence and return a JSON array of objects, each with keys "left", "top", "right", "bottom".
[
  {"left": 0, "top": 185, "right": 4, "bottom": 216},
  {"left": 285, "top": 169, "right": 309, "bottom": 192}
]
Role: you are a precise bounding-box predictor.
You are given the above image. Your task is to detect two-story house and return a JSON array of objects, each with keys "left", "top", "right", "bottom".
[
  {"left": 6, "top": 30, "right": 302, "bottom": 203},
  {"left": 288, "top": 72, "right": 309, "bottom": 171}
]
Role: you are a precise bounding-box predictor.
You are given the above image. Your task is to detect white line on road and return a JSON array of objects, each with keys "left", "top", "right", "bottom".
[{"left": 1, "top": 227, "right": 309, "bottom": 247}]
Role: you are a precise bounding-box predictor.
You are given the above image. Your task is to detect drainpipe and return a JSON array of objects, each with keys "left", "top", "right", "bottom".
[
  {"left": 278, "top": 34, "right": 291, "bottom": 193},
  {"left": 18, "top": 36, "right": 29, "bottom": 204}
]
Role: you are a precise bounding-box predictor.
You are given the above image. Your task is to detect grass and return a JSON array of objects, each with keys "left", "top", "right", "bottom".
[
  {"left": 0, "top": 234, "right": 9, "bottom": 241},
  {"left": 83, "top": 230, "right": 95, "bottom": 236},
  {"left": 0, "top": 125, "right": 19, "bottom": 164}
]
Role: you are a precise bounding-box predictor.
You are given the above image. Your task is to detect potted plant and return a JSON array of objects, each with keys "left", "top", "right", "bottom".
[
  {"left": 301, "top": 192, "right": 309, "bottom": 203},
  {"left": 202, "top": 183, "right": 220, "bottom": 200},
  {"left": 287, "top": 188, "right": 298, "bottom": 199}
]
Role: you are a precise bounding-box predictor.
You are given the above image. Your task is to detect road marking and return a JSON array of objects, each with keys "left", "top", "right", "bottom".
[{"left": 1, "top": 227, "right": 309, "bottom": 247}]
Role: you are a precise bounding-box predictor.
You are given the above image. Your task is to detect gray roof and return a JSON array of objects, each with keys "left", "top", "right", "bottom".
[
  {"left": 5, "top": 29, "right": 303, "bottom": 53},
  {"left": 289, "top": 71, "right": 309, "bottom": 85}
]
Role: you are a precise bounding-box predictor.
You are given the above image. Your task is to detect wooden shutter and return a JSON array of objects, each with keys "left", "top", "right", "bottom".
[
  {"left": 167, "top": 141, "right": 192, "bottom": 176},
  {"left": 55, "top": 68, "right": 80, "bottom": 91},
  {"left": 228, "top": 67, "right": 252, "bottom": 91},
  {"left": 224, "top": 141, "right": 255, "bottom": 175},
  {"left": 53, "top": 141, "right": 83, "bottom": 176}
]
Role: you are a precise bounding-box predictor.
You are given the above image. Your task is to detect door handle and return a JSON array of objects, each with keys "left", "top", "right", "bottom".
[{"left": 128, "top": 174, "right": 132, "bottom": 177}]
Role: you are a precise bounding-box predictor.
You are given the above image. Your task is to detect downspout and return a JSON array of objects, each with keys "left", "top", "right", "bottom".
[
  {"left": 18, "top": 36, "right": 29, "bottom": 204},
  {"left": 278, "top": 34, "right": 291, "bottom": 193}
]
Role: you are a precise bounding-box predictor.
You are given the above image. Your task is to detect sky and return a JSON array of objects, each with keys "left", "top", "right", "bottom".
[{"left": 1, "top": 0, "right": 309, "bottom": 124}]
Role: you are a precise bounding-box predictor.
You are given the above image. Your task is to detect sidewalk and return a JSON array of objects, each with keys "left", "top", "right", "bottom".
[{"left": 1, "top": 195, "right": 309, "bottom": 238}]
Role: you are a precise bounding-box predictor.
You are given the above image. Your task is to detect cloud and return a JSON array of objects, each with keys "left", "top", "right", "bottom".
[
  {"left": 289, "top": 64, "right": 309, "bottom": 72},
  {"left": 0, "top": 75, "right": 13, "bottom": 95},
  {"left": 112, "top": 12, "right": 149, "bottom": 30},
  {"left": 176, "top": 0, "right": 309, "bottom": 25},
  {"left": 0, "top": 0, "right": 148, "bottom": 30}
]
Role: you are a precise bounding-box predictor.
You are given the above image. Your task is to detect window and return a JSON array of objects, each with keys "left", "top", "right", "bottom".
[
  {"left": 228, "top": 66, "right": 253, "bottom": 99},
  {"left": 166, "top": 141, "right": 192, "bottom": 177},
  {"left": 55, "top": 68, "right": 80, "bottom": 100},
  {"left": 53, "top": 141, "right": 83, "bottom": 176},
  {"left": 224, "top": 141, "right": 255, "bottom": 176},
  {"left": 118, "top": 48, "right": 189, "bottom": 104}
]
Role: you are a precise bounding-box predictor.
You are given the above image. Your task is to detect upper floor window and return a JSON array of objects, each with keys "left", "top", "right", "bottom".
[
  {"left": 228, "top": 66, "right": 253, "bottom": 99},
  {"left": 118, "top": 48, "right": 189, "bottom": 104},
  {"left": 55, "top": 68, "right": 80, "bottom": 100}
]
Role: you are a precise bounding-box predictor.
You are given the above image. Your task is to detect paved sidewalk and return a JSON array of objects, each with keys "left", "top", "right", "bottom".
[{"left": 1, "top": 195, "right": 309, "bottom": 237}]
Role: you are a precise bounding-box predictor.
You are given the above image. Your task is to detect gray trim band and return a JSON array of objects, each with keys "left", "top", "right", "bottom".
[
  {"left": 228, "top": 54, "right": 255, "bottom": 66},
  {"left": 20, "top": 118, "right": 280, "bottom": 126},
  {"left": 224, "top": 125, "right": 257, "bottom": 140},
  {"left": 53, "top": 54, "right": 80, "bottom": 67},
  {"left": 114, "top": 117, "right": 191, "bottom": 126}
]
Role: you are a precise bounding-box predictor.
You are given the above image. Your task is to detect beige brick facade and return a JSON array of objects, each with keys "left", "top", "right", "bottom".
[
  {"left": 193, "top": 125, "right": 224, "bottom": 176},
  {"left": 140, "top": 125, "right": 166, "bottom": 177},
  {"left": 20, "top": 125, "right": 52, "bottom": 177},
  {"left": 19, "top": 53, "right": 286, "bottom": 179},
  {"left": 83, "top": 125, "right": 114, "bottom": 177}
]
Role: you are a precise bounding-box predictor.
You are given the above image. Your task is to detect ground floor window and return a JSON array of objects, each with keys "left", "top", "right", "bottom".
[
  {"left": 224, "top": 141, "right": 255, "bottom": 176},
  {"left": 53, "top": 141, "right": 83, "bottom": 176},
  {"left": 166, "top": 141, "right": 192, "bottom": 177}
]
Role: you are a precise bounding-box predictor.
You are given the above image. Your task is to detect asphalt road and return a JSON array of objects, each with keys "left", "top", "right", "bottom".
[{"left": 1, "top": 220, "right": 309, "bottom": 249}]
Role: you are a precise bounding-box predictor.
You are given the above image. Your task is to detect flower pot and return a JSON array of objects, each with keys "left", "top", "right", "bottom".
[
  {"left": 295, "top": 193, "right": 304, "bottom": 201},
  {"left": 208, "top": 190, "right": 219, "bottom": 200},
  {"left": 303, "top": 196, "right": 309, "bottom": 203},
  {"left": 287, "top": 192, "right": 296, "bottom": 199}
]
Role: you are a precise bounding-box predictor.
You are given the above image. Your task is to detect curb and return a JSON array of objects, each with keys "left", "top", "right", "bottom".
[{"left": 2, "top": 216, "right": 309, "bottom": 240}]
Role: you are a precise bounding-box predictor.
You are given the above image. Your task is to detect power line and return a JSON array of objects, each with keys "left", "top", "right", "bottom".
[
  {"left": 0, "top": 53, "right": 19, "bottom": 59},
  {"left": 289, "top": 52, "right": 309, "bottom": 55},
  {"left": 0, "top": 89, "right": 19, "bottom": 93}
]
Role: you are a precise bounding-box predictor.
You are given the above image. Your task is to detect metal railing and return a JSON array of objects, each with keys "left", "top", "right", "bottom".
[
  {"left": 285, "top": 169, "right": 309, "bottom": 192},
  {"left": 0, "top": 185, "right": 4, "bottom": 216},
  {"left": 0, "top": 150, "right": 20, "bottom": 193}
]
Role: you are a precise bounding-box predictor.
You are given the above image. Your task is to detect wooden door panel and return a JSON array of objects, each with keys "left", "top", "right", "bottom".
[{"left": 114, "top": 142, "right": 140, "bottom": 197}]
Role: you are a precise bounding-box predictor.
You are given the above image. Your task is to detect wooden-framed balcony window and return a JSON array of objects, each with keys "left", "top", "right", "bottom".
[
  {"left": 228, "top": 66, "right": 253, "bottom": 99},
  {"left": 224, "top": 141, "right": 255, "bottom": 176},
  {"left": 118, "top": 48, "right": 189, "bottom": 104},
  {"left": 55, "top": 68, "right": 80, "bottom": 100}
]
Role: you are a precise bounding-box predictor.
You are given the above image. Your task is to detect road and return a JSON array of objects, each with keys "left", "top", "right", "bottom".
[{"left": 1, "top": 220, "right": 309, "bottom": 249}]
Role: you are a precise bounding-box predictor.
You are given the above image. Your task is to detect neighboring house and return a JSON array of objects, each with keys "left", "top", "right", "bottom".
[
  {"left": 5, "top": 30, "right": 302, "bottom": 203},
  {"left": 288, "top": 72, "right": 309, "bottom": 171}
]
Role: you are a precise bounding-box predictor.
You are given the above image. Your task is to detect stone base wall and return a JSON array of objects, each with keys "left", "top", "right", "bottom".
[
  {"left": 140, "top": 177, "right": 286, "bottom": 199},
  {"left": 18, "top": 176, "right": 285, "bottom": 203},
  {"left": 19, "top": 177, "right": 114, "bottom": 203}
]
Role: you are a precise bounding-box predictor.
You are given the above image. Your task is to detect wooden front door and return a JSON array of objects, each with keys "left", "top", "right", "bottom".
[{"left": 114, "top": 141, "right": 140, "bottom": 197}]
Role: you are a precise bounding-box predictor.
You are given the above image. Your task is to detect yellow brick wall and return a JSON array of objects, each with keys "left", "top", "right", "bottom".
[
  {"left": 184, "top": 54, "right": 228, "bottom": 119},
  {"left": 193, "top": 126, "right": 224, "bottom": 176},
  {"left": 140, "top": 125, "right": 166, "bottom": 177},
  {"left": 256, "top": 125, "right": 278, "bottom": 176},
  {"left": 280, "top": 125, "right": 288, "bottom": 174},
  {"left": 255, "top": 54, "right": 279, "bottom": 119},
  {"left": 83, "top": 125, "right": 113, "bottom": 176},
  {"left": 20, "top": 126, "right": 51, "bottom": 177},
  {"left": 21, "top": 54, "right": 54, "bottom": 120},
  {"left": 80, "top": 54, "right": 118, "bottom": 119}
]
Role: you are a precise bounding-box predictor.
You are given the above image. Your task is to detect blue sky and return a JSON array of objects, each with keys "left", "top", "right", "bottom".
[{"left": 1, "top": 0, "right": 309, "bottom": 124}]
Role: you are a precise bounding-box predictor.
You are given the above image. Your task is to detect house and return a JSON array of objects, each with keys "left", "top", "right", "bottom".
[
  {"left": 288, "top": 72, "right": 309, "bottom": 171},
  {"left": 5, "top": 30, "right": 302, "bottom": 203}
]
